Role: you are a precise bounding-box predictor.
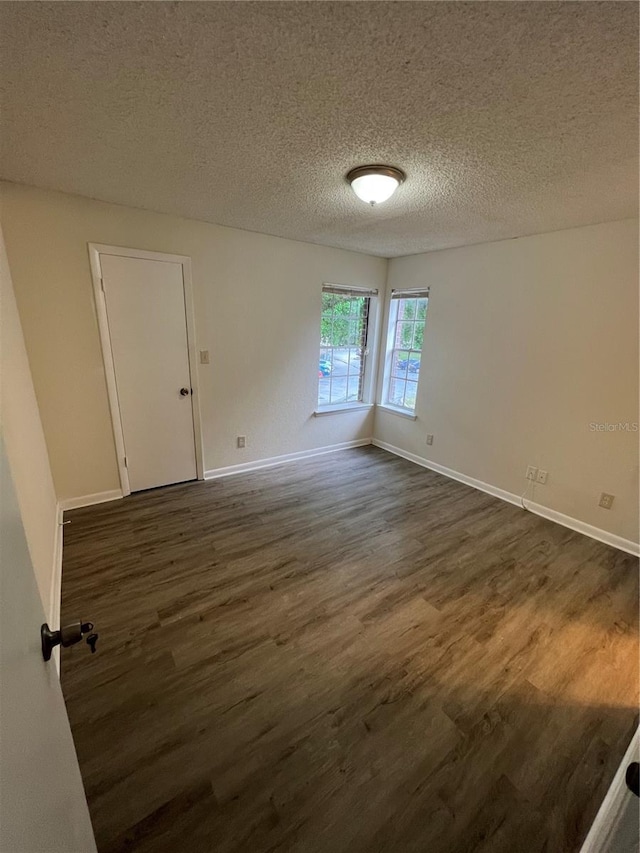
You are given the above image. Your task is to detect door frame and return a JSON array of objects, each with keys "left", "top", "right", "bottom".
[{"left": 88, "top": 243, "right": 205, "bottom": 496}]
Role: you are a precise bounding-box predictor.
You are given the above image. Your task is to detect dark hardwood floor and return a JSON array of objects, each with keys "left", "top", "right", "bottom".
[{"left": 61, "top": 446, "right": 639, "bottom": 853}]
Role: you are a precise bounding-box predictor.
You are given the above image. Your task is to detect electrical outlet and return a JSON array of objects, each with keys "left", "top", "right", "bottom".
[
  {"left": 599, "top": 492, "right": 614, "bottom": 509},
  {"left": 536, "top": 470, "right": 548, "bottom": 484},
  {"left": 426, "top": 434, "right": 434, "bottom": 446},
  {"left": 526, "top": 465, "right": 538, "bottom": 481},
  {"left": 237, "top": 435, "right": 246, "bottom": 449}
]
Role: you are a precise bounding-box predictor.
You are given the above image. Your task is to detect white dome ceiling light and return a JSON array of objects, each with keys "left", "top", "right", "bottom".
[{"left": 346, "top": 165, "right": 406, "bottom": 206}]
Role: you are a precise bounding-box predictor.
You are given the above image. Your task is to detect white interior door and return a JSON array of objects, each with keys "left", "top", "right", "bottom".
[
  {"left": 0, "top": 435, "right": 96, "bottom": 853},
  {"left": 100, "top": 253, "right": 198, "bottom": 492}
]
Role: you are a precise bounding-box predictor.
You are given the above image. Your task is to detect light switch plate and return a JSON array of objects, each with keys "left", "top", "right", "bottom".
[{"left": 199, "top": 350, "right": 210, "bottom": 364}]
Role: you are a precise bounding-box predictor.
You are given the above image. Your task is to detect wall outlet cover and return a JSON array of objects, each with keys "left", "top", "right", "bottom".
[
  {"left": 526, "top": 465, "right": 538, "bottom": 480},
  {"left": 599, "top": 492, "right": 615, "bottom": 509},
  {"left": 536, "top": 470, "right": 548, "bottom": 484}
]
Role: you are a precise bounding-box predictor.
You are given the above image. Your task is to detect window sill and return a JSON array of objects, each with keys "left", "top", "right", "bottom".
[
  {"left": 377, "top": 404, "right": 417, "bottom": 421},
  {"left": 314, "top": 403, "right": 374, "bottom": 417}
]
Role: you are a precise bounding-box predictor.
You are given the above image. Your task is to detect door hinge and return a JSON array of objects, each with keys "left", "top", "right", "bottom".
[
  {"left": 100, "top": 277, "right": 105, "bottom": 292},
  {"left": 123, "top": 456, "right": 128, "bottom": 468}
]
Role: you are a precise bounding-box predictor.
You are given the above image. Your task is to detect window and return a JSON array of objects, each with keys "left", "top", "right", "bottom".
[
  {"left": 318, "top": 284, "right": 377, "bottom": 408},
  {"left": 383, "top": 288, "right": 429, "bottom": 412}
]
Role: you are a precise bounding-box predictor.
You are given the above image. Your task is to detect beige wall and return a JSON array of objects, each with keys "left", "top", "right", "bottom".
[
  {"left": 375, "top": 219, "right": 639, "bottom": 544},
  {"left": 0, "top": 183, "right": 386, "bottom": 501},
  {"left": 0, "top": 223, "right": 59, "bottom": 616},
  {"left": 2, "top": 181, "right": 637, "bottom": 547}
]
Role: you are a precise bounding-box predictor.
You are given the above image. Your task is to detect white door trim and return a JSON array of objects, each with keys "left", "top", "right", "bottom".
[
  {"left": 580, "top": 727, "right": 639, "bottom": 852},
  {"left": 88, "top": 243, "right": 204, "bottom": 495}
]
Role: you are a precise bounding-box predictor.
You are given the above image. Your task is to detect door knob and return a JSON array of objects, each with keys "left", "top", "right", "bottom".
[
  {"left": 180, "top": 387, "right": 191, "bottom": 396},
  {"left": 41, "top": 620, "right": 98, "bottom": 661}
]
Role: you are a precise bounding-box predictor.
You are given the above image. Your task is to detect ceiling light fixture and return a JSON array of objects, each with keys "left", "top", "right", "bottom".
[{"left": 346, "top": 165, "right": 405, "bottom": 206}]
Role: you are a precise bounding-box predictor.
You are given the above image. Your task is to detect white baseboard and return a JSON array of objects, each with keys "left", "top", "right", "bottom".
[
  {"left": 372, "top": 439, "right": 640, "bottom": 557},
  {"left": 205, "top": 438, "right": 373, "bottom": 480},
  {"left": 59, "top": 489, "right": 123, "bottom": 511},
  {"left": 56, "top": 445, "right": 638, "bottom": 556},
  {"left": 580, "top": 727, "right": 639, "bottom": 852},
  {"left": 526, "top": 502, "right": 639, "bottom": 557},
  {"left": 372, "top": 439, "right": 522, "bottom": 507}
]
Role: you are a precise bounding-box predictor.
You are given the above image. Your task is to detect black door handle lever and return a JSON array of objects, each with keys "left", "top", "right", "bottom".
[{"left": 41, "top": 620, "right": 98, "bottom": 661}]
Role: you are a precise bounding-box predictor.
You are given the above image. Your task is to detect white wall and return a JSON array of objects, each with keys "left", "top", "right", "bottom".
[
  {"left": 2, "top": 182, "right": 637, "bottom": 549},
  {"left": 375, "top": 219, "right": 639, "bottom": 545},
  {"left": 0, "top": 183, "right": 386, "bottom": 501},
  {"left": 0, "top": 223, "right": 60, "bottom": 618}
]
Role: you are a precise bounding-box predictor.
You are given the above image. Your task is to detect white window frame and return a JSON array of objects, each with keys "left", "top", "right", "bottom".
[
  {"left": 315, "top": 283, "right": 379, "bottom": 415},
  {"left": 380, "top": 287, "right": 430, "bottom": 416}
]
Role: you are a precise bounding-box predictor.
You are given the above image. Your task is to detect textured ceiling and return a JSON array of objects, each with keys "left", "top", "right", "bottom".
[{"left": 0, "top": 1, "right": 637, "bottom": 257}]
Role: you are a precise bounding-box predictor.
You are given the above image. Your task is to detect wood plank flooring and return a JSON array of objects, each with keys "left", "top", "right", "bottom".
[{"left": 61, "top": 446, "right": 639, "bottom": 853}]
